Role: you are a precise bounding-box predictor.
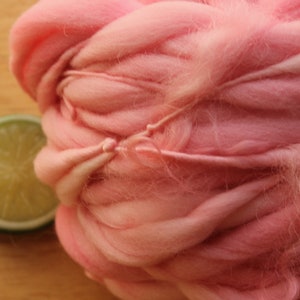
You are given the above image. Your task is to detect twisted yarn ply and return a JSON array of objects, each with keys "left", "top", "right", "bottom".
[{"left": 10, "top": 0, "right": 300, "bottom": 299}]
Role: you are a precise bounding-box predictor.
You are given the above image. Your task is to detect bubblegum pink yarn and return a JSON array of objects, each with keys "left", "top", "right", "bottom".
[{"left": 9, "top": 0, "right": 300, "bottom": 299}]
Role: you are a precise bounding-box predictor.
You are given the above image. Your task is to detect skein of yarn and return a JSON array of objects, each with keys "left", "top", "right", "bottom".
[{"left": 9, "top": 0, "right": 300, "bottom": 299}]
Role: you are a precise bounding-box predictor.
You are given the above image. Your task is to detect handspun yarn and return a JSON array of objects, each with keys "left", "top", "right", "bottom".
[{"left": 10, "top": 0, "right": 300, "bottom": 299}]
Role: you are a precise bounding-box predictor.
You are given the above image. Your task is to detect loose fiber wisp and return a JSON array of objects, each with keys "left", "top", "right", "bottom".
[{"left": 9, "top": 0, "right": 300, "bottom": 299}]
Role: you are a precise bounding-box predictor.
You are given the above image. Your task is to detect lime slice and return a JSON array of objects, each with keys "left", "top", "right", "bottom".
[{"left": 0, "top": 114, "right": 59, "bottom": 231}]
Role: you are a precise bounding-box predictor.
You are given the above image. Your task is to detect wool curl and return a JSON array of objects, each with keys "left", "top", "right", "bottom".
[{"left": 10, "top": 0, "right": 300, "bottom": 299}]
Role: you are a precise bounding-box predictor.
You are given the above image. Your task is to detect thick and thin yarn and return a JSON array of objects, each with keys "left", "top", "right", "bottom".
[{"left": 10, "top": 0, "right": 300, "bottom": 299}]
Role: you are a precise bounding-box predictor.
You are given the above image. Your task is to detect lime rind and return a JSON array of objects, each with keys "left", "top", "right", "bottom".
[
  {"left": 0, "top": 207, "right": 57, "bottom": 231},
  {"left": 0, "top": 114, "right": 41, "bottom": 125}
]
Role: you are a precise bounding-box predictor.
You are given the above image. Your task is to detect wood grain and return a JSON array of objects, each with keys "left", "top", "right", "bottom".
[{"left": 0, "top": 1, "right": 117, "bottom": 299}]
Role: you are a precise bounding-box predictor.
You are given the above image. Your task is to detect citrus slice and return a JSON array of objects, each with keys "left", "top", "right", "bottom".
[{"left": 0, "top": 114, "right": 59, "bottom": 231}]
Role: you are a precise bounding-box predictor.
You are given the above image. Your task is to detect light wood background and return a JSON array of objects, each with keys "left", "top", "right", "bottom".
[{"left": 0, "top": 1, "right": 117, "bottom": 299}]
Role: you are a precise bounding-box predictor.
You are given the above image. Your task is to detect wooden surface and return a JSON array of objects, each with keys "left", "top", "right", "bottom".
[{"left": 0, "top": 1, "right": 117, "bottom": 299}]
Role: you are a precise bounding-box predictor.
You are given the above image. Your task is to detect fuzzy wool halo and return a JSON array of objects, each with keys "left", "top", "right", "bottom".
[{"left": 10, "top": 0, "right": 300, "bottom": 299}]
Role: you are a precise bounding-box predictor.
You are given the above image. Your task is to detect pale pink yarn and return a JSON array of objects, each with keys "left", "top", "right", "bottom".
[{"left": 10, "top": 0, "right": 300, "bottom": 299}]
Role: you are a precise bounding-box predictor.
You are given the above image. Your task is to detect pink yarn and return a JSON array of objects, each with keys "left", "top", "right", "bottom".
[{"left": 10, "top": 0, "right": 300, "bottom": 299}]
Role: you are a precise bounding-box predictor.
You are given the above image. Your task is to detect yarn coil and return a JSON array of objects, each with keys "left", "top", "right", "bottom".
[{"left": 10, "top": 1, "right": 300, "bottom": 299}]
